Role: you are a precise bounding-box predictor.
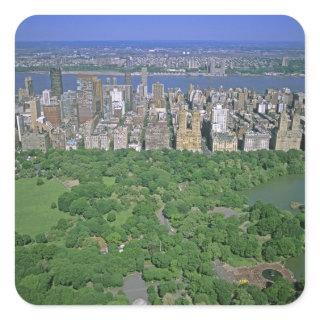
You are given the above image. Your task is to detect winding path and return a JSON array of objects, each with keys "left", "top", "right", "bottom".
[{"left": 156, "top": 205, "right": 176, "bottom": 235}]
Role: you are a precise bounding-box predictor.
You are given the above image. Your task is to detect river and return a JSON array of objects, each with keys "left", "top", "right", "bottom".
[
  {"left": 15, "top": 72, "right": 305, "bottom": 94},
  {"left": 244, "top": 174, "right": 305, "bottom": 281}
]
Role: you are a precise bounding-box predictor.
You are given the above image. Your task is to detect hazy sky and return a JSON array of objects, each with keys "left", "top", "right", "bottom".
[{"left": 16, "top": 15, "right": 304, "bottom": 42}]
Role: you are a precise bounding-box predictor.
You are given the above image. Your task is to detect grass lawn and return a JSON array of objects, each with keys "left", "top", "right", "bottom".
[
  {"left": 16, "top": 177, "right": 70, "bottom": 237},
  {"left": 105, "top": 206, "right": 134, "bottom": 227},
  {"left": 103, "top": 176, "right": 116, "bottom": 186},
  {"left": 226, "top": 253, "right": 257, "bottom": 267}
]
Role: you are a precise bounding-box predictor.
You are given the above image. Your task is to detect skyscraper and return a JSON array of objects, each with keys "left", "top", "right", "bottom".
[
  {"left": 274, "top": 110, "right": 302, "bottom": 150},
  {"left": 77, "top": 75, "right": 103, "bottom": 124},
  {"left": 211, "top": 104, "right": 228, "bottom": 133},
  {"left": 139, "top": 67, "right": 148, "bottom": 98},
  {"left": 43, "top": 104, "right": 61, "bottom": 128},
  {"left": 50, "top": 67, "right": 63, "bottom": 97},
  {"left": 176, "top": 110, "right": 202, "bottom": 152},
  {"left": 113, "top": 126, "right": 128, "bottom": 150},
  {"left": 41, "top": 89, "right": 51, "bottom": 105},
  {"left": 124, "top": 72, "right": 132, "bottom": 86},
  {"left": 61, "top": 90, "right": 77, "bottom": 118},
  {"left": 152, "top": 82, "right": 164, "bottom": 102},
  {"left": 282, "top": 56, "right": 289, "bottom": 67},
  {"left": 24, "top": 77, "right": 34, "bottom": 97},
  {"left": 28, "top": 99, "right": 40, "bottom": 130},
  {"left": 141, "top": 67, "right": 148, "bottom": 86}
]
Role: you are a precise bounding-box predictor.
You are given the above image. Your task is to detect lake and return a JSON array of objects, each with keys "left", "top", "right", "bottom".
[
  {"left": 244, "top": 174, "right": 305, "bottom": 280},
  {"left": 15, "top": 72, "right": 305, "bottom": 95},
  {"left": 244, "top": 174, "right": 305, "bottom": 213}
]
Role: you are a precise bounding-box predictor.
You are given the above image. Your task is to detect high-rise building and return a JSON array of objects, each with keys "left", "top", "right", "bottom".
[
  {"left": 111, "top": 77, "right": 117, "bottom": 85},
  {"left": 152, "top": 82, "right": 164, "bottom": 102},
  {"left": 104, "top": 84, "right": 132, "bottom": 106},
  {"left": 43, "top": 104, "right": 61, "bottom": 128},
  {"left": 141, "top": 67, "right": 148, "bottom": 86},
  {"left": 258, "top": 103, "right": 266, "bottom": 114},
  {"left": 18, "top": 88, "right": 28, "bottom": 102},
  {"left": 273, "top": 110, "right": 302, "bottom": 151},
  {"left": 24, "top": 77, "right": 34, "bottom": 97},
  {"left": 137, "top": 84, "right": 148, "bottom": 99},
  {"left": 41, "top": 89, "right": 51, "bottom": 106},
  {"left": 113, "top": 126, "right": 128, "bottom": 150},
  {"left": 237, "top": 92, "right": 246, "bottom": 111},
  {"left": 176, "top": 110, "right": 202, "bottom": 152},
  {"left": 21, "top": 131, "right": 50, "bottom": 153},
  {"left": 124, "top": 72, "right": 132, "bottom": 86},
  {"left": 282, "top": 57, "right": 289, "bottom": 67},
  {"left": 211, "top": 104, "right": 228, "bottom": 133},
  {"left": 145, "top": 121, "right": 170, "bottom": 150},
  {"left": 212, "top": 132, "right": 238, "bottom": 152},
  {"left": 84, "top": 133, "right": 110, "bottom": 150},
  {"left": 76, "top": 75, "right": 103, "bottom": 124},
  {"left": 16, "top": 114, "right": 25, "bottom": 142},
  {"left": 110, "top": 88, "right": 125, "bottom": 117},
  {"left": 243, "top": 132, "right": 271, "bottom": 151},
  {"left": 61, "top": 90, "right": 77, "bottom": 118},
  {"left": 50, "top": 67, "right": 63, "bottom": 97},
  {"left": 27, "top": 99, "right": 41, "bottom": 130},
  {"left": 50, "top": 128, "right": 66, "bottom": 149}
]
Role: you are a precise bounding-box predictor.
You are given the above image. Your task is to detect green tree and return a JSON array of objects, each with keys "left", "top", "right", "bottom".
[
  {"left": 35, "top": 233, "right": 48, "bottom": 243},
  {"left": 264, "top": 278, "right": 295, "bottom": 305},
  {"left": 36, "top": 178, "right": 44, "bottom": 186},
  {"left": 50, "top": 202, "right": 57, "bottom": 209},
  {"left": 107, "top": 211, "right": 116, "bottom": 222}
]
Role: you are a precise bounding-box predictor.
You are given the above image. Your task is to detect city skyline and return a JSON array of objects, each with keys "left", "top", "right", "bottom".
[
  {"left": 14, "top": 15, "right": 305, "bottom": 306},
  {"left": 16, "top": 15, "right": 304, "bottom": 43}
]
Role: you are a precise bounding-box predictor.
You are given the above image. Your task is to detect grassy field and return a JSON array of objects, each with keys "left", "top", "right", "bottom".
[
  {"left": 105, "top": 206, "right": 134, "bottom": 227},
  {"left": 16, "top": 178, "right": 70, "bottom": 237},
  {"left": 103, "top": 176, "right": 116, "bottom": 186},
  {"left": 226, "top": 253, "right": 257, "bottom": 267}
]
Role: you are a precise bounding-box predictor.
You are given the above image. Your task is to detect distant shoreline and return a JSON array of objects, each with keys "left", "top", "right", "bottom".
[{"left": 15, "top": 70, "right": 305, "bottom": 78}]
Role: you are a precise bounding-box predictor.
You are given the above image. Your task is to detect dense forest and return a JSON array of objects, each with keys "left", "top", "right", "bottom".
[{"left": 15, "top": 148, "right": 305, "bottom": 305}]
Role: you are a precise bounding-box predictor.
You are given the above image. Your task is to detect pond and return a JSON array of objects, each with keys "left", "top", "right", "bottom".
[
  {"left": 244, "top": 174, "right": 304, "bottom": 213},
  {"left": 262, "top": 269, "right": 283, "bottom": 282},
  {"left": 244, "top": 174, "right": 305, "bottom": 281},
  {"left": 285, "top": 253, "right": 305, "bottom": 281}
]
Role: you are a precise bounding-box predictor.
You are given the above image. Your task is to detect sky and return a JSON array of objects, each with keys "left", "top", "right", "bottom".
[{"left": 15, "top": 15, "right": 304, "bottom": 43}]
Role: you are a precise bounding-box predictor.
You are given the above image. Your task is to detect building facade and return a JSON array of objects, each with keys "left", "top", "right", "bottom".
[
  {"left": 274, "top": 111, "right": 302, "bottom": 151},
  {"left": 21, "top": 131, "right": 50, "bottom": 152},
  {"left": 212, "top": 132, "right": 238, "bottom": 152},
  {"left": 145, "top": 121, "right": 170, "bottom": 150},
  {"left": 243, "top": 132, "right": 271, "bottom": 151},
  {"left": 176, "top": 110, "right": 202, "bottom": 152},
  {"left": 43, "top": 104, "right": 61, "bottom": 128},
  {"left": 50, "top": 67, "right": 63, "bottom": 97},
  {"left": 113, "top": 126, "right": 128, "bottom": 150},
  {"left": 211, "top": 104, "right": 228, "bottom": 133},
  {"left": 77, "top": 75, "right": 103, "bottom": 124}
]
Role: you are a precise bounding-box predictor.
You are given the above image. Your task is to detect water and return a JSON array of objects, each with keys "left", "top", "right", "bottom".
[
  {"left": 244, "top": 174, "right": 305, "bottom": 213},
  {"left": 285, "top": 253, "right": 305, "bottom": 281},
  {"left": 15, "top": 72, "right": 305, "bottom": 95},
  {"left": 262, "top": 269, "right": 283, "bottom": 281},
  {"left": 245, "top": 174, "right": 305, "bottom": 280}
]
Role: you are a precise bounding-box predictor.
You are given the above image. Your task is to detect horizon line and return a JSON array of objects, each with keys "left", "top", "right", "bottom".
[{"left": 15, "top": 39, "right": 305, "bottom": 44}]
